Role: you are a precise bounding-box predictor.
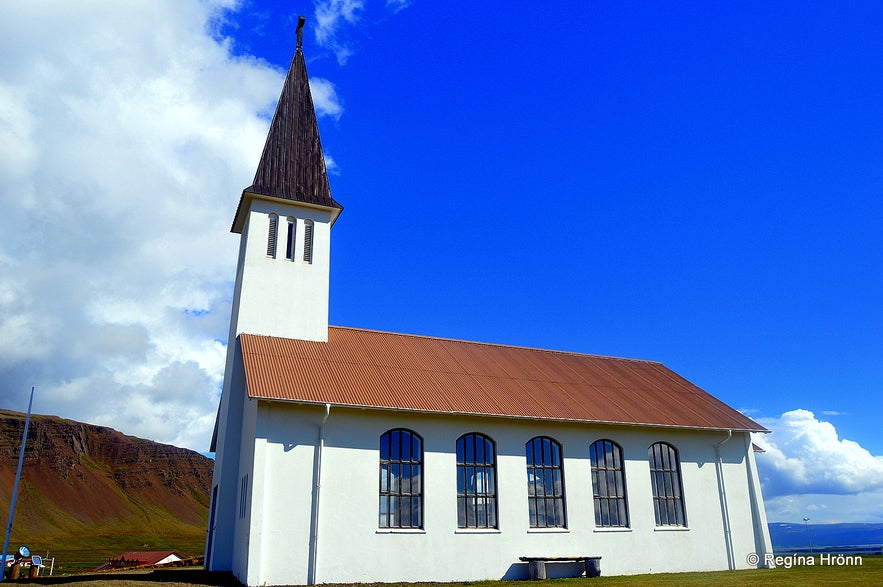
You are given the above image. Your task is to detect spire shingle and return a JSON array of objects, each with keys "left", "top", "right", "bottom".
[{"left": 232, "top": 20, "right": 342, "bottom": 233}]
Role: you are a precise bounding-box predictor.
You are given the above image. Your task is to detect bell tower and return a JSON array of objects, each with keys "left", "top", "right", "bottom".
[
  {"left": 228, "top": 15, "right": 342, "bottom": 343},
  {"left": 207, "top": 17, "right": 342, "bottom": 573}
]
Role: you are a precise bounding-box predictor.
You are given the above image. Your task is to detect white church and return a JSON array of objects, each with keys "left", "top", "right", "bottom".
[{"left": 206, "top": 18, "right": 773, "bottom": 586}]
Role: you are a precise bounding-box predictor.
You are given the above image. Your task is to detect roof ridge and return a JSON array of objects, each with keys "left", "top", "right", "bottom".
[{"left": 321, "top": 325, "right": 664, "bottom": 365}]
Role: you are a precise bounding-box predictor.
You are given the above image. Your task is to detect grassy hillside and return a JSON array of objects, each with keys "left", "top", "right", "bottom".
[{"left": 0, "top": 409, "right": 212, "bottom": 572}]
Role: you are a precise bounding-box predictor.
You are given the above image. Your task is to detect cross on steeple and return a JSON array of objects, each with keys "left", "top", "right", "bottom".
[{"left": 296, "top": 15, "right": 305, "bottom": 51}]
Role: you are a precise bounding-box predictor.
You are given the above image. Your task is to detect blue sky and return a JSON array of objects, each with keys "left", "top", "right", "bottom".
[{"left": 1, "top": 1, "right": 881, "bottom": 524}]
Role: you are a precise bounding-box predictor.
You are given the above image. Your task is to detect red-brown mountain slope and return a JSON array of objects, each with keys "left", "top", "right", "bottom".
[{"left": 0, "top": 409, "right": 212, "bottom": 551}]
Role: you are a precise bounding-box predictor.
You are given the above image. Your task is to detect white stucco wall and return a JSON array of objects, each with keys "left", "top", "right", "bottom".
[
  {"left": 243, "top": 404, "right": 772, "bottom": 586},
  {"left": 232, "top": 198, "right": 333, "bottom": 343},
  {"left": 208, "top": 197, "right": 335, "bottom": 574}
]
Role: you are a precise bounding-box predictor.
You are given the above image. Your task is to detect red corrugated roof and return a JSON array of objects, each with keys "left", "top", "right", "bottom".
[{"left": 239, "top": 327, "right": 766, "bottom": 432}]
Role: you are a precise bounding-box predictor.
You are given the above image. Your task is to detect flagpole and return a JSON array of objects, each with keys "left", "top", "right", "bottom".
[{"left": 1, "top": 387, "right": 34, "bottom": 583}]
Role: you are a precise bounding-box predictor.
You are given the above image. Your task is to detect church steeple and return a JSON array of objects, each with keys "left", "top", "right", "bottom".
[
  {"left": 232, "top": 16, "right": 342, "bottom": 233},
  {"left": 224, "top": 16, "right": 340, "bottom": 343}
]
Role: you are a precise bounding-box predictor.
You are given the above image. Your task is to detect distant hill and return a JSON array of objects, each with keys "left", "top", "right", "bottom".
[
  {"left": 770, "top": 521, "right": 883, "bottom": 551},
  {"left": 0, "top": 409, "right": 212, "bottom": 563}
]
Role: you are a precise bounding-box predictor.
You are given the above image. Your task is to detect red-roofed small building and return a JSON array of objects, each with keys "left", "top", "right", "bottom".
[
  {"left": 96, "top": 551, "right": 183, "bottom": 571},
  {"left": 205, "top": 17, "right": 773, "bottom": 587}
]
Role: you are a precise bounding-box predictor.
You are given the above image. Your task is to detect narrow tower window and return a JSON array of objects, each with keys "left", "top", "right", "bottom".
[
  {"left": 285, "top": 216, "right": 297, "bottom": 260},
  {"left": 266, "top": 213, "right": 278, "bottom": 258},
  {"left": 303, "top": 219, "right": 314, "bottom": 263}
]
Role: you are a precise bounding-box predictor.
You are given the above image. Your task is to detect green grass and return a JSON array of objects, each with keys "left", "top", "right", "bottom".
[
  {"left": 14, "top": 555, "right": 880, "bottom": 586},
  {"left": 24, "top": 534, "right": 206, "bottom": 575},
  {"left": 484, "top": 555, "right": 882, "bottom": 587}
]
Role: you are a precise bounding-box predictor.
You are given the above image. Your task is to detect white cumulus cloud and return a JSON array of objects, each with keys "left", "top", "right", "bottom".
[
  {"left": 309, "top": 78, "right": 344, "bottom": 120},
  {"left": 314, "top": 0, "right": 365, "bottom": 65},
  {"left": 754, "top": 409, "right": 883, "bottom": 498},
  {"left": 312, "top": 0, "right": 413, "bottom": 65},
  {"left": 0, "top": 0, "right": 311, "bottom": 452}
]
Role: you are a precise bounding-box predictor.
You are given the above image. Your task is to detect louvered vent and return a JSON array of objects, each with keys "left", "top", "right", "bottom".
[
  {"left": 267, "top": 213, "right": 279, "bottom": 258},
  {"left": 303, "top": 219, "right": 314, "bottom": 263}
]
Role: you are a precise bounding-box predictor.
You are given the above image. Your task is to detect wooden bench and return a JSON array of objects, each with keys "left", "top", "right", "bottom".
[{"left": 519, "top": 556, "right": 602, "bottom": 579}]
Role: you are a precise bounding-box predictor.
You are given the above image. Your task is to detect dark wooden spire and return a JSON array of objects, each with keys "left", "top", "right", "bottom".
[{"left": 233, "top": 17, "right": 342, "bottom": 233}]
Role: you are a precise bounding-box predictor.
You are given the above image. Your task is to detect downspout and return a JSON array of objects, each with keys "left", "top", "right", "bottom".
[
  {"left": 715, "top": 430, "right": 735, "bottom": 570},
  {"left": 309, "top": 403, "right": 331, "bottom": 586}
]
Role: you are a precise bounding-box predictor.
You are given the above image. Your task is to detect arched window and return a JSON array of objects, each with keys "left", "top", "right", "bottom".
[
  {"left": 648, "top": 442, "right": 686, "bottom": 526},
  {"left": 285, "top": 216, "right": 296, "bottom": 260},
  {"left": 456, "top": 433, "right": 498, "bottom": 529},
  {"left": 379, "top": 429, "right": 423, "bottom": 528},
  {"left": 266, "top": 213, "right": 279, "bottom": 258},
  {"left": 303, "top": 219, "right": 314, "bottom": 263},
  {"left": 589, "top": 439, "right": 629, "bottom": 528},
  {"left": 525, "top": 436, "right": 566, "bottom": 528}
]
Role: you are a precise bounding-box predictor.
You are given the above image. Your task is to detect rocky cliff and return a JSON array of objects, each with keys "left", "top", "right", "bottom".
[{"left": 0, "top": 409, "right": 212, "bottom": 551}]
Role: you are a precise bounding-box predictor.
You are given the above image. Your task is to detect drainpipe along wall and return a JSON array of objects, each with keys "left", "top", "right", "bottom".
[
  {"left": 715, "top": 430, "right": 735, "bottom": 570},
  {"left": 308, "top": 403, "right": 331, "bottom": 586}
]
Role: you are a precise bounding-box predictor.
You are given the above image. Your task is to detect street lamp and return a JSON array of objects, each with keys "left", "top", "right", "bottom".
[{"left": 803, "top": 517, "right": 814, "bottom": 554}]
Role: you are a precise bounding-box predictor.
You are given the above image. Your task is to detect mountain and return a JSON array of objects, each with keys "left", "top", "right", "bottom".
[
  {"left": 0, "top": 409, "right": 212, "bottom": 563},
  {"left": 769, "top": 521, "right": 883, "bottom": 551}
]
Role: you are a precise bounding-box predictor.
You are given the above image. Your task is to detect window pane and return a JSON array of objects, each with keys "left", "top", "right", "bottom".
[
  {"left": 554, "top": 498, "right": 565, "bottom": 526},
  {"left": 477, "top": 498, "right": 488, "bottom": 527},
  {"left": 413, "top": 497, "right": 422, "bottom": 527},
  {"left": 412, "top": 465, "right": 421, "bottom": 492},
  {"left": 553, "top": 468, "right": 562, "bottom": 495},
  {"left": 413, "top": 435, "right": 421, "bottom": 459},
  {"left": 391, "top": 431, "right": 400, "bottom": 460},
  {"left": 402, "top": 433, "right": 412, "bottom": 461},
  {"left": 400, "top": 465, "right": 411, "bottom": 494},
  {"left": 456, "top": 437, "right": 465, "bottom": 462},
  {"left": 466, "top": 498, "right": 475, "bottom": 527},
  {"left": 381, "top": 433, "right": 390, "bottom": 461}
]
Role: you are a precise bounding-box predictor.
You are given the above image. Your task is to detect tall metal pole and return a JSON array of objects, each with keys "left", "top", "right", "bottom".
[
  {"left": 1, "top": 387, "right": 34, "bottom": 583},
  {"left": 803, "top": 517, "right": 814, "bottom": 554}
]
